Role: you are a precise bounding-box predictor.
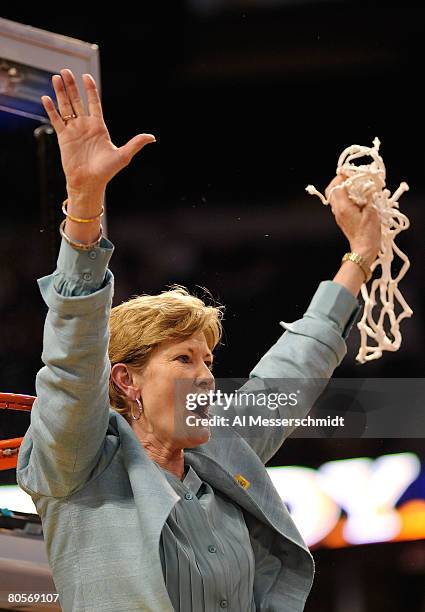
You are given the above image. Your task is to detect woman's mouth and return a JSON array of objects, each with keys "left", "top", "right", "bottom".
[{"left": 191, "top": 399, "right": 209, "bottom": 418}]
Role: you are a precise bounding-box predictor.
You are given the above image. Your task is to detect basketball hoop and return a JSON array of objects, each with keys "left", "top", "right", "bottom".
[{"left": 0, "top": 392, "right": 35, "bottom": 471}]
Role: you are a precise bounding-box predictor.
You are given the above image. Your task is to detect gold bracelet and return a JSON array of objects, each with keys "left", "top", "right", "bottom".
[
  {"left": 59, "top": 219, "right": 103, "bottom": 251},
  {"left": 62, "top": 198, "right": 104, "bottom": 223},
  {"left": 341, "top": 252, "right": 372, "bottom": 283}
]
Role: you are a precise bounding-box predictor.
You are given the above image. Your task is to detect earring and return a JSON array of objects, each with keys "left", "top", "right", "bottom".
[{"left": 131, "top": 397, "right": 144, "bottom": 421}]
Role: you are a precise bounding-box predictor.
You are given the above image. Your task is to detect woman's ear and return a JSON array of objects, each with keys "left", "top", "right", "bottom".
[{"left": 110, "top": 363, "right": 139, "bottom": 401}]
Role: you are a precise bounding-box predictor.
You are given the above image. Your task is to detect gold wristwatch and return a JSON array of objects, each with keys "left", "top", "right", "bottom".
[{"left": 341, "top": 252, "right": 372, "bottom": 283}]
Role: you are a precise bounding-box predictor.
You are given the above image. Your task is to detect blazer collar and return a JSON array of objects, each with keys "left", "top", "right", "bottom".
[{"left": 109, "top": 410, "right": 309, "bottom": 554}]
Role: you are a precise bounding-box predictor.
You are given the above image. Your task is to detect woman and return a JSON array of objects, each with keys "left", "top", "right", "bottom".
[{"left": 17, "top": 69, "right": 380, "bottom": 611}]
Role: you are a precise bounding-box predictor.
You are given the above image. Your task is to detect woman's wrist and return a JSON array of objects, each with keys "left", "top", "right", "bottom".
[
  {"left": 64, "top": 188, "right": 105, "bottom": 245},
  {"left": 333, "top": 259, "right": 365, "bottom": 298},
  {"left": 332, "top": 245, "right": 378, "bottom": 297},
  {"left": 64, "top": 217, "right": 102, "bottom": 246},
  {"left": 66, "top": 185, "right": 106, "bottom": 215},
  {"left": 349, "top": 244, "right": 379, "bottom": 268}
]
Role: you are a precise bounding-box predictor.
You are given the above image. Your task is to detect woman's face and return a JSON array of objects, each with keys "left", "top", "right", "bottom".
[{"left": 129, "top": 331, "right": 216, "bottom": 450}]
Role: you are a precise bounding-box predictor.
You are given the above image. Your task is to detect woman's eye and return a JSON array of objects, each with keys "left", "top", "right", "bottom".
[{"left": 177, "top": 355, "right": 214, "bottom": 371}]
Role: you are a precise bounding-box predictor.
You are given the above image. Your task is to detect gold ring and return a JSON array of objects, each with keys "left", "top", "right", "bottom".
[{"left": 62, "top": 113, "right": 77, "bottom": 124}]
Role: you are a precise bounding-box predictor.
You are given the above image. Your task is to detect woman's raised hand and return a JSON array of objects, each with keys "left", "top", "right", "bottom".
[
  {"left": 325, "top": 175, "right": 381, "bottom": 267},
  {"left": 41, "top": 69, "right": 155, "bottom": 199}
]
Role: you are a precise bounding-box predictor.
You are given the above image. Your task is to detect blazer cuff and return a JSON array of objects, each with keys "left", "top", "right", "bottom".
[
  {"left": 54, "top": 235, "right": 115, "bottom": 294},
  {"left": 302, "top": 280, "right": 362, "bottom": 340},
  {"left": 37, "top": 269, "right": 114, "bottom": 316}
]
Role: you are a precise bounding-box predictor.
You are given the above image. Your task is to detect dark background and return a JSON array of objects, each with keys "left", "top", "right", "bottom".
[{"left": 1, "top": 3, "right": 424, "bottom": 611}]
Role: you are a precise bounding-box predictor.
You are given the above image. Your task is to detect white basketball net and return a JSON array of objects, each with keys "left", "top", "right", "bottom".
[{"left": 305, "top": 137, "right": 412, "bottom": 364}]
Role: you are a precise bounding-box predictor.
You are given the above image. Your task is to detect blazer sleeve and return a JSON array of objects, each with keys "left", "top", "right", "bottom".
[
  {"left": 16, "top": 235, "right": 116, "bottom": 498},
  {"left": 211, "top": 281, "right": 362, "bottom": 465}
]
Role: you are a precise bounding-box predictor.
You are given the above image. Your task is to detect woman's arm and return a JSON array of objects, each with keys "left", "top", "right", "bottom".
[
  {"left": 211, "top": 278, "right": 361, "bottom": 464},
  {"left": 17, "top": 236, "right": 115, "bottom": 498},
  {"left": 16, "top": 69, "right": 154, "bottom": 498},
  {"left": 211, "top": 176, "right": 381, "bottom": 464}
]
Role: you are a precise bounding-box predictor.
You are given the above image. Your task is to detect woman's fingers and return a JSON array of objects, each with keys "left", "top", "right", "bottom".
[
  {"left": 118, "top": 133, "right": 156, "bottom": 166},
  {"left": 41, "top": 95, "right": 65, "bottom": 134},
  {"left": 325, "top": 174, "right": 345, "bottom": 201},
  {"left": 82, "top": 73, "right": 104, "bottom": 119},
  {"left": 41, "top": 69, "right": 104, "bottom": 131},
  {"left": 325, "top": 174, "right": 349, "bottom": 217},
  {"left": 51, "top": 74, "right": 75, "bottom": 120},
  {"left": 60, "top": 69, "right": 86, "bottom": 116}
]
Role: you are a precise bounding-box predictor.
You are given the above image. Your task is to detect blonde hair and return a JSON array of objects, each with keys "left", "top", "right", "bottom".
[{"left": 108, "top": 284, "right": 225, "bottom": 424}]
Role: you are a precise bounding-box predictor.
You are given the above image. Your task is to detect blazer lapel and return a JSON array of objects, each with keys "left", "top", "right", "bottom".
[
  {"left": 111, "top": 411, "right": 309, "bottom": 555},
  {"left": 186, "top": 424, "right": 310, "bottom": 553},
  {"left": 109, "top": 412, "right": 179, "bottom": 611}
]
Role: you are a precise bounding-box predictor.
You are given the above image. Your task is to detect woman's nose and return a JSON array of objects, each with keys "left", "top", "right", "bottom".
[
  {"left": 197, "top": 379, "right": 215, "bottom": 394},
  {"left": 196, "top": 367, "right": 215, "bottom": 391}
]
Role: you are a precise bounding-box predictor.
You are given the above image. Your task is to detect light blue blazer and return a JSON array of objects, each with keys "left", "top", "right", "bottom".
[{"left": 16, "top": 237, "right": 361, "bottom": 611}]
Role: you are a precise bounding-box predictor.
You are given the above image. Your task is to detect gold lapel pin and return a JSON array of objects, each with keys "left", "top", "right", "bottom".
[{"left": 234, "top": 473, "right": 251, "bottom": 489}]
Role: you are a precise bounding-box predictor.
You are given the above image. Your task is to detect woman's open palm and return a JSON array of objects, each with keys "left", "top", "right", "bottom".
[{"left": 41, "top": 69, "right": 155, "bottom": 194}]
